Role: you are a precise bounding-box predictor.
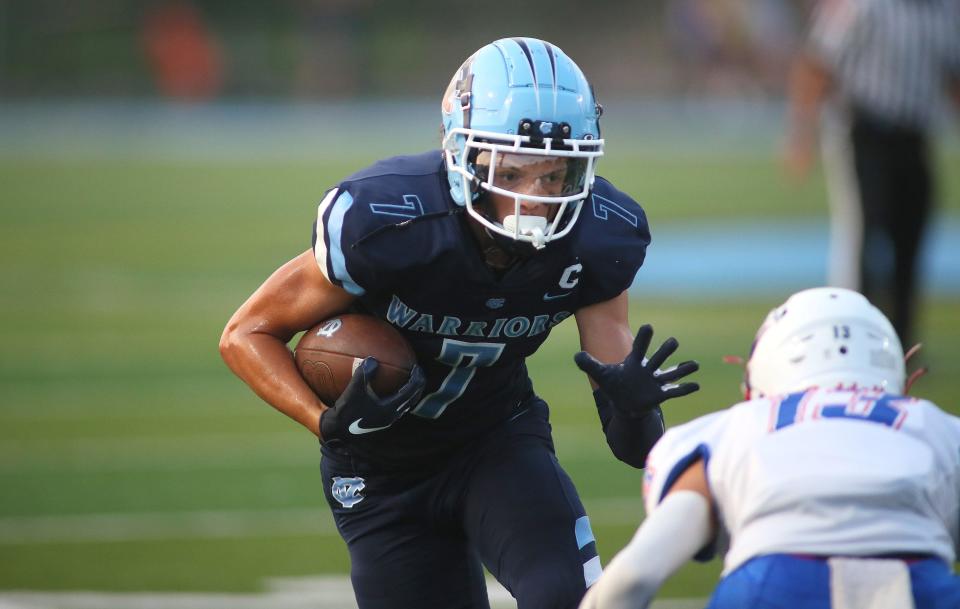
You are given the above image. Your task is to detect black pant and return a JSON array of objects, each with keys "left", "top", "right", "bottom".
[
  {"left": 850, "top": 110, "right": 932, "bottom": 347},
  {"left": 320, "top": 398, "right": 597, "bottom": 609}
]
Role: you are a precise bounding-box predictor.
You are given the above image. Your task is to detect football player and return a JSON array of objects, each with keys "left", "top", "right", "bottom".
[
  {"left": 580, "top": 287, "right": 960, "bottom": 609},
  {"left": 220, "top": 37, "right": 699, "bottom": 609}
]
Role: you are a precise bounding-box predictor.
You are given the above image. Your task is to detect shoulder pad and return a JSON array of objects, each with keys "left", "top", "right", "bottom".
[
  {"left": 312, "top": 152, "right": 456, "bottom": 295},
  {"left": 643, "top": 410, "right": 727, "bottom": 514},
  {"left": 572, "top": 177, "right": 651, "bottom": 306}
]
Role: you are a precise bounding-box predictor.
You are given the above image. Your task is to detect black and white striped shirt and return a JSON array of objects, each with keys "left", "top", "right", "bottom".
[{"left": 809, "top": 0, "right": 960, "bottom": 129}]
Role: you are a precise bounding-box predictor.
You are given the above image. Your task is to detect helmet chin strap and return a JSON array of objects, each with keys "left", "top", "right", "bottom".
[
  {"left": 904, "top": 342, "right": 927, "bottom": 395},
  {"left": 502, "top": 214, "right": 548, "bottom": 249}
]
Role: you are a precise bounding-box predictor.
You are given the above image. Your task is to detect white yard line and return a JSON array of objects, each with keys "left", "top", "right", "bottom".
[{"left": 0, "top": 576, "right": 707, "bottom": 609}]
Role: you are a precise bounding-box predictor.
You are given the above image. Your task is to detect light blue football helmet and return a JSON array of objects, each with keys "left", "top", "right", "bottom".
[{"left": 441, "top": 37, "right": 604, "bottom": 249}]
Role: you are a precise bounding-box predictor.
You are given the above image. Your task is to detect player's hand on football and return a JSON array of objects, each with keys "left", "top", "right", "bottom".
[
  {"left": 574, "top": 324, "right": 699, "bottom": 415},
  {"left": 319, "top": 357, "right": 426, "bottom": 444}
]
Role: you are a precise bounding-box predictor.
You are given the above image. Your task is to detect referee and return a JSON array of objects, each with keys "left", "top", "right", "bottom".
[{"left": 784, "top": 0, "right": 960, "bottom": 348}]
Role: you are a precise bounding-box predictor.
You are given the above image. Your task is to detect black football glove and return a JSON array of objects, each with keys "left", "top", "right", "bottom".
[
  {"left": 319, "top": 357, "right": 426, "bottom": 445},
  {"left": 574, "top": 324, "right": 700, "bottom": 416},
  {"left": 574, "top": 325, "right": 699, "bottom": 468}
]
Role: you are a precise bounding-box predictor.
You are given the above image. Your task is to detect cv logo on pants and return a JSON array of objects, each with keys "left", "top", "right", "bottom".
[{"left": 331, "top": 476, "right": 366, "bottom": 508}]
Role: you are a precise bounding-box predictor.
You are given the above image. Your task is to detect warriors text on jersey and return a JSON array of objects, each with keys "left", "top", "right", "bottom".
[
  {"left": 644, "top": 387, "right": 960, "bottom": 575},
  {"left": 312, "top": 151, "right": 651, "bottom": 468}
]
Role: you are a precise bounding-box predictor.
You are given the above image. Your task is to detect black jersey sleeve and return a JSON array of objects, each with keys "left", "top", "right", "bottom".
[
  {"left": 311, "top": 152, "right": 452, "bottom": 296},
  {"left": 312, "top": 186, "right": 378, "bottom": 295},
  {"left": 574, "top": 177, "right": 652, "bottom": 308}
]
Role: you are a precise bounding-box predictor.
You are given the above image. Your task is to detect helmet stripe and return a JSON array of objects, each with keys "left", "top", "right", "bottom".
[
  {"left": 511, "top": 37, "right": 538, "bottom": 88},
  {"left": 544, "top": 41, "right": 558, "bottom": 96},
  {"left": 511, "top": 38, "right": 541, "bottom": 111}
]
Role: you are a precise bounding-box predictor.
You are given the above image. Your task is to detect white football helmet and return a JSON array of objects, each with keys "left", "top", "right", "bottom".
[
  {"left": 746, "top": 287, "right": 905, "bottom": 398},
  {"left": 441, "top": 37, "right": 603, "bottom": 249}
]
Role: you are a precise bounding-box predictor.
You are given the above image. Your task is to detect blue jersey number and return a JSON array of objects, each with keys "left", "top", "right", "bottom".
[
  {"left": 412, "top": 339, "right": 505, "bottom": 419},
  {"left": 774, "top": 392, "right": 907, "bottom": 430},
  {"left": 591, "top": 194, "right": 639, "bottom": 227},
  {"left": 369, "top": 194, "right": 424, "bottom": 219}
]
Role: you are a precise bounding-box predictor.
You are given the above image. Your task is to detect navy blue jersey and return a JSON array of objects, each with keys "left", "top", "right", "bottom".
[{"left": 312, "top": 150, "right": 650, "bottom": 468}]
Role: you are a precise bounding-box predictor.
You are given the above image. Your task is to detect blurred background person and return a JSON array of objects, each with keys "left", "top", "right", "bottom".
[
  {"left": 784, "top": 0, "right": 960, "bottom": 347},
  {"left": 664, "top": 0, "right": 799, "bottom": 98},
  {"left": 580, "top": 287, "right": 960, "bottom": 609},
  {"left": 142, "top": 1, "right": 223, "bottom": 101}
]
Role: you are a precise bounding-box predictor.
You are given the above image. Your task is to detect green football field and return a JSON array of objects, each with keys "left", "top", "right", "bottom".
[{"left": 1, "top": 151, "right": 958, "bottom": 600}]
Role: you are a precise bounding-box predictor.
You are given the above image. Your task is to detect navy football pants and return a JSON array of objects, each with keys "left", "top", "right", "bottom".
[{"left": 320, "top": 399, "right": 599, "bottom": 609}]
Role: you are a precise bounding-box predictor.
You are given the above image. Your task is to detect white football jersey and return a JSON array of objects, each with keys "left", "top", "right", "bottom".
[{"left": 644, "top": 388, "right": 960, "bottom": 575}]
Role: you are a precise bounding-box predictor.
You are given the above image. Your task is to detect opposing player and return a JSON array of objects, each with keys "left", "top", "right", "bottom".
[
  {"left": 220, "top": 37, "right": 699, "bottom": 609},
  {"left": 580, "top": 287, "right": 960, "bottom": 609}
]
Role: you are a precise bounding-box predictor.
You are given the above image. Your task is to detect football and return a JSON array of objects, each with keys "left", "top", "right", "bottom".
[{"left": 294, "top": 314, "right": 416, "bottom": 405}]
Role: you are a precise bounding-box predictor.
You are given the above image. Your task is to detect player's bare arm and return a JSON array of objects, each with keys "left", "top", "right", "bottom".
[
  {"left": 574, "top": 290, "right": 634, "bottom": 377},
  {"left": 219, "top": 248, "right": 355, "bottom": 436},
  {"left": 573, "top": 291, "right": 699, "bottom": 468},
  {"left": 784, "top": 53, "right": 833, "bottom": 179}
]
